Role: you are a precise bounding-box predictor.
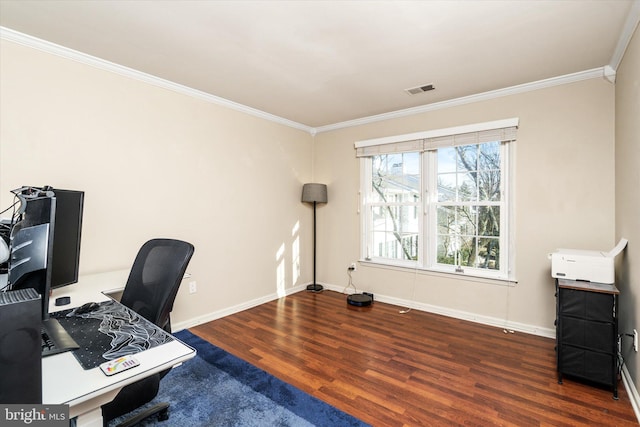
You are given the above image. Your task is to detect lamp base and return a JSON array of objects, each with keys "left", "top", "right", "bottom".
[{"left": 306, "top": 284, "right": 324, "bottom": 292}]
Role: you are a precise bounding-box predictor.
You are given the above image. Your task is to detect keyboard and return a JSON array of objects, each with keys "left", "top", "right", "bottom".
[{"left": 41, "top": 327, "right": 60, "bottom": 357}]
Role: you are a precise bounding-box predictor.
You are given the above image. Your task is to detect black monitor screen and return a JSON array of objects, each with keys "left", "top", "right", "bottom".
[{"left": 50, "top": 189, "right": 84, "bottom": 289}]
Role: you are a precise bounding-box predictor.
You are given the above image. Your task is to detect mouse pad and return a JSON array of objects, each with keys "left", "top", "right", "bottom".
[{"left": 51, "top": 300, "right": 173, "bottom": 370}]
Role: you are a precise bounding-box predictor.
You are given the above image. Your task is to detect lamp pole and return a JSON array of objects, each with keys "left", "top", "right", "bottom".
[
  {"left": 312, "top": 201, "right": 317, "bottom": 288},
  {"left": 301, "top": 183, "right": 327, "bottom": 292}
]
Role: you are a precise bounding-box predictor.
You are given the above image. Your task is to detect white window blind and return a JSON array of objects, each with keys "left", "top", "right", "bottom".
[
  {"left": 355, "top": 139, "right": 423, "bottom": 157},
  {"left": 424, "top": 126, "right": 517, "bottom": 150},
  {"left": 355, "top": 118, "right": 519, "bottom": 157}
]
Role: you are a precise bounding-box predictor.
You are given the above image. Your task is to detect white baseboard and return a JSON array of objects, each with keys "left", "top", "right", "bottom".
[
  {"left": 621, "top": 364, "right": 640, "bottom": 423},
  {"left": 172, "top": 283, "right": 307, "bottom": 332},
  {"left": 320, "top": 282, "right": 556, "bottom": 339},
  {"left": 174, "top": 281, "right": 555, "bottom": 337}
]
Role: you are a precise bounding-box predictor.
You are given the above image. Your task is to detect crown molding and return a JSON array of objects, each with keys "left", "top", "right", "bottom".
[
  {"left": 608, "top": 0, "right": 640, "bottom": 73},
  {"left": 0, "top": 26, "right": 314, "bottom": 134},
  {"left": 0, "top": 26, "right": 614, "bottom": 137},
  {"left": 313, "top": 67, "right": 608, "bottom": 134}
]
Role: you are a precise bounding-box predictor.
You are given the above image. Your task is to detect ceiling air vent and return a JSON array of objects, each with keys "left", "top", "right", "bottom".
[{"left": 405, "top": 84, "right": 435, "bottom": 95}]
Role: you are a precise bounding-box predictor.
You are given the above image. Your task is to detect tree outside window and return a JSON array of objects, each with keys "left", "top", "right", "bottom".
[{"left": 435, "top": 141, "right": 502, "bottom": 271}]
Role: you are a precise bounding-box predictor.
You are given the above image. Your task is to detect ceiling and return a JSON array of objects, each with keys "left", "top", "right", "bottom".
[{"left": 0, "top": 1, "right": 638, "bottom": 131}]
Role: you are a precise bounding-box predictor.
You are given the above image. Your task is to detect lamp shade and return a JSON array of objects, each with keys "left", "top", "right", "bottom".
[{"left": 301, "top": 183, "right": 328, "bottom": 203}]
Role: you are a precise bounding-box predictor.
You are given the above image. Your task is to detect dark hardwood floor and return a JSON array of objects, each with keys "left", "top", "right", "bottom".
[{"left": 191, "top": 290, "right": 638, "bottom": 426}]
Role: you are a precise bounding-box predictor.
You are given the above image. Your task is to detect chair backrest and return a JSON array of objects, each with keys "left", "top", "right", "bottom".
[{"left": 119, "top": 239, "right": 194, "bottom": 332}]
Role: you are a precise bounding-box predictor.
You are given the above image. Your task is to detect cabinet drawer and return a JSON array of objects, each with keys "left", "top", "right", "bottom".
[
  {"left": 560, "top": 345, "right": 614, "bottom": 386},
  {"left": 560, "top": 316, "right": 614, "bottom": 352},
  {"left": 559, "top": 288, "right": 614, "bottom": 322}
]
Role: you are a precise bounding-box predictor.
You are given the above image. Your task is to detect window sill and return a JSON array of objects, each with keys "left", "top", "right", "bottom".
[{"left": 358, "top": 259, "right": 517, "bottom": 287}]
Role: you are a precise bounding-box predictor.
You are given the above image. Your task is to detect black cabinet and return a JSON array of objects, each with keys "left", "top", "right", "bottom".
[{"left": 555, "top": 279, "right": 619, "bottom": 399}]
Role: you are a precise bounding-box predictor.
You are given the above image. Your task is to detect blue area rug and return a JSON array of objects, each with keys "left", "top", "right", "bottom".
[{"left": 108, "top": 329, "right": 369, "bottom": 427}]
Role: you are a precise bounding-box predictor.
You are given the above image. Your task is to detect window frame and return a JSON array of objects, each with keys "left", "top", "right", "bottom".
[{"left": 357, "top": 119, "right": 517, "bottom": 282}]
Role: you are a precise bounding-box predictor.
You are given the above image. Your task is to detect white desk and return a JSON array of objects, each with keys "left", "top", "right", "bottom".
[{"left": 45, "top": 272, "right": 196, "bottom": 427}]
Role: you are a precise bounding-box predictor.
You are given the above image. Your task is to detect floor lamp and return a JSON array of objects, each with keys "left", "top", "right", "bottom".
[{"left": 302, "top": 183, "right": 327, "bottom": 292}]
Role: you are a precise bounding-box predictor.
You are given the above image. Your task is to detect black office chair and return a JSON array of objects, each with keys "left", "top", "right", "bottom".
[{"left": 101, "top": 238, "right": 194, "bottom": 427}]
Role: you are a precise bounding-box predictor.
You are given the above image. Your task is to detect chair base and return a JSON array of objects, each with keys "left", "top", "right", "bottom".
[
  {"left": 116, "top": 402, "right": 170, "bottom": 427},
  {"left": 306, "top": 284, "right": 324, "bottom": 292}
]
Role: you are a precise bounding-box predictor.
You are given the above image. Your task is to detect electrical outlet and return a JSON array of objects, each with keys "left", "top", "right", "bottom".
[
  {"left": 348, "top": 262, "right": 357, "bottom": 271},
  {"left": 189, "top": 281, "right": 197, "bottom": 294},
  {"left": 634, "top": 329, "right": 638, "bottom": 352}
]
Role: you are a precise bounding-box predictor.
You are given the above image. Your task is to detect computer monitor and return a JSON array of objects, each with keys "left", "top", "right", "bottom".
[
  {"left": 7, "top": 186, "right": 84, "bottom": 319},
  {"left": 49, "top": 189, "right": 84, "bottom": 289}
]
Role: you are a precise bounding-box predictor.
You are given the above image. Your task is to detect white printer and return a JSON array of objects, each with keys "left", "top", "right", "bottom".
[{"left": 549, "top": 238, "right": 628, "bottom": 284}]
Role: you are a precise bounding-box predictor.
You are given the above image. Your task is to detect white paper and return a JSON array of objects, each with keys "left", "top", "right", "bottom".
[{"left": 606, "top": 238, "right": 628, "bottom": 258}]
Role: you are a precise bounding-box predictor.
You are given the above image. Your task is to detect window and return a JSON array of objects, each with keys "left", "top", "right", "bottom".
[
  {"left": 356, "top": 119, "right": 517, "bottom": 280},
  {"left": 366, "top": 152, "right": 420, "bottom": 261}
]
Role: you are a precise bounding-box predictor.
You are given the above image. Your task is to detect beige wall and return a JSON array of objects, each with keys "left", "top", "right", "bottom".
[
  {"left": 616, "top": 24, "right": 640, "bottom": 392},
  {"left": 0, "top": 40, "right": 314, "bottom": 326},
  {"left": 314, "top": 77, "right": 616, "bottom": 333},
  {"left": 0, "top": 35, "right": 622, "bottom": 339}
]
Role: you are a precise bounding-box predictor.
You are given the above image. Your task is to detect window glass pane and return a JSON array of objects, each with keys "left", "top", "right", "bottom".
[
  {"left": 374, "top": 231, "right": 418, "bottom": 260},
  {"left": 371, "top": 205, "right": 385, "bottom": 228},
  {"left": 437, "top": 234, "right": 456, "bottom": 265},
  {"left": 478, "top": 141, "right": 501, "bottom": 201},
  {"left": 478, "top": 170, "right": 501, "bottom": 201},
  {"left": 478, "top": 237, "right": 500, "bottom": 270},
  {"left": 458, "top": 173, "right": 477, "bottom": 202},
  {"left": 456, "top": 145, "right": 478, "bottom": 172},
  {"left": 437, "top": 173, "right": 456, "bottom": 202},
  {"left": 437, "top": 206, "right": 456, "bottom": 235},
  {"left": 370, "top": 205, "right": 418, "bottom": 261},
  {"left": 478, "top": 206, "right": 500, "bottom": 237},
  {"left": 371, "top": 206, "right": 419, "bottom": 233},
  {"left": 437, "top": 205, "right": 460, "bottom": 266},
  {"left": 457, "top": 206, "right": 477, "bottom": 235},
  {"left": 371, "top": 153, "right": 420, "bottom": 203},
  {"left": 479, "top": 141, "right": 500, "bottom": 170},
  {"left": 458, "top": 235, "right": 476, "bottom": 267},
  {"left": 437, "top": 147, "right": 457, "bottom": 173}
]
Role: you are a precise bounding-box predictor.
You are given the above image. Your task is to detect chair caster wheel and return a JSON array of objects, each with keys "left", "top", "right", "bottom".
[{"left": 158, "top": 408, "right": 169, "bottom": 421}]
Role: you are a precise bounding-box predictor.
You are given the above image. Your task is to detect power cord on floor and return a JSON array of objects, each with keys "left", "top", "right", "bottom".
[
  {"left": 343, "top": 268, "right": 358, "bottom": 295},
  {"left": 503, "top": 280, "right": 515, "bottom": 334},
  {"left": 399, "top": 263, "right": 419, "bottom": 314}
]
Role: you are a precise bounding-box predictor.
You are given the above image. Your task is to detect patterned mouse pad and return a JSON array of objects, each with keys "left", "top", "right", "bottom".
[{"left": 51, "top": 300, "right": 173, "bottom": 370}]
